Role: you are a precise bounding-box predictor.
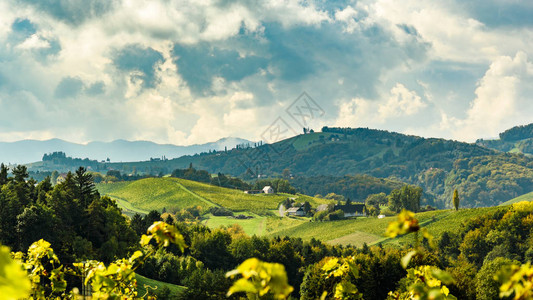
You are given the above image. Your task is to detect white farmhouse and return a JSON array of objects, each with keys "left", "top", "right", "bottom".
[{"left": 263, "top": 186, "right": 274, "bottom": 194}]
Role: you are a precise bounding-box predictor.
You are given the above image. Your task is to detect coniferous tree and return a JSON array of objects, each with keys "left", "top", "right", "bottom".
[
  {"left": 0, "top": 163, "right": 9, "bottom": 186},
  {"left": 74, "top": 167, "right": 97, "bottom": 208},
  {"left": 453, "top": 189, "right": 460, "bottom": 211}
]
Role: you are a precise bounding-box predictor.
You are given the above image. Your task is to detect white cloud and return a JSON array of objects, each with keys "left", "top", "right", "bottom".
[
  {"left": 363, "top": 0, "right": 533, "bottom": 63},
  {"left": 16, "top": 34, "right": 50, "bottom": 50},
  {"left": 0, "top": 0, "right": 532, "bottom": 146},
  {"left": 335, "top": 6, "right": 360, "bottom": 33},
  {"left": 336, "top": 83, "right": 427, "bottom": 128},
  {"left": 378, "top": 83, "right": 426, "bottom": 118},
  {"left": 452, "top": 51, "right": 533, "bottom": 141}
]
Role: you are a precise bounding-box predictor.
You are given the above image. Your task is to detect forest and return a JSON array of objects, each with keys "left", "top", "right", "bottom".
[{"left": 2, "top": 163, "right": 533, "bottom": 299}]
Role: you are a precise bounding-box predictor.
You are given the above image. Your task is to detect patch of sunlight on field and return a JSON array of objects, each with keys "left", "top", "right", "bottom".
[{"left": 203, "top": 213, "right": 266, "bottom": 236}]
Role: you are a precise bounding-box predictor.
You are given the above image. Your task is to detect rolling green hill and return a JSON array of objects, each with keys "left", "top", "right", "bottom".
[
  {"left": 476, "top": 123, "right": 533, "bottom": 155},
  {"left": 33, "top": 125, "right": 533, "bottom": 209},
  {"left": 96, "top": 177, "right": 332, "bottom": 215},
  {"left": 499, "top": 191, "right": 533, "bottom": 206},
  {"left": 96, "top": 178, "right": 213, "bottom": 213},
  {"left": 266, "top": 206, "right": 504, "bottom": 247}
]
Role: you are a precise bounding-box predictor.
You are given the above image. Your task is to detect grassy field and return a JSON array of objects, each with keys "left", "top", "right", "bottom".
[
  {"left": 264, "top": 216, "right": 308, "bottom": 235},
  {"left": 97, "top": 178, "right": 509, "bottom": 247},
  {"left": 265, "top": 207, "right": 507, "bottom": 247},
  {"left": 290, "top": 132, "right": 336, "bottom": 150},
  {"left": 177, "top": 179, "right": 288, "bottom": 212},
  {"left": 136, "top": 274, "right": 185, "bottom": 298},
  {"left": 97, "top": 177, "right": 331, "bottom": 215},
  {"left": 499, "top": 191, "right": 533, "bottom": 206},
  {"left": 203, "top": 213, "right": 267, "bottom": 236},
  {"left": 96, "top": 178, "right": 214, "bottom": 213},
  {"left": 266, "top": 216, "right": 391, "bottom": 246}
]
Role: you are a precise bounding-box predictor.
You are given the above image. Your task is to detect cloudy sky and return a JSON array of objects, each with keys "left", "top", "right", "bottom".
[{"left": 0, "top": 0, "right": 532, "bottom": 145}]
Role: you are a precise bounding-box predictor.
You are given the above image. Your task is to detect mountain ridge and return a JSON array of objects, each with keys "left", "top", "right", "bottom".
[{"left": 0, "top": 137, "right": 253, "bottom": 164}]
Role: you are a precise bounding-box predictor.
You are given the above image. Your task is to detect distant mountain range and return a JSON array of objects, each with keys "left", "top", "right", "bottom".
[{"left": 0, "top": 137, "right": 253, "bottom": 164}]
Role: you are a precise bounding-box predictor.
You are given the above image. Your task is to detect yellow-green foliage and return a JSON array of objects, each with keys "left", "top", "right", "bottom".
[
  {"left": 0, "top": 245, "right": 30, "bottom": 300},
  {"left": 388, "top": 265, "right": 456, "bottom": 300},
  {"left": 497, "top": 261, "right": 533, "bottom": 300},
  {"left": 7, "top": 221, "right": 185, "bottom": 300},
  {"left": 321, "top": 256, "right": 363, "bottom": 299},
  {"left": 226, "top": 258, "right": 293, "bottom": 299},
  {"left": 383, "top": 207, "right": 502, "bottom": 247}
]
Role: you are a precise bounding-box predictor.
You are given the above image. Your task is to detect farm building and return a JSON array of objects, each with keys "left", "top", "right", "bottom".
[
  {"left": 286, "top": 206, "right": 305, "bottom": 216},
  {"left": 334, "top": 204, "right": 366, "bottom": 217},
  {"left": 263, "top": 186, "right": 274, "bottom": 194}
]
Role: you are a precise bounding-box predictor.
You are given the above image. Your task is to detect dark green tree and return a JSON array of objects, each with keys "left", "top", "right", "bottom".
[
  {"left": 0, "top": 163, "right": 9, "bottom": 185},
  {"left": 74, "top": 167, "right": 97, "bottom": 208}
]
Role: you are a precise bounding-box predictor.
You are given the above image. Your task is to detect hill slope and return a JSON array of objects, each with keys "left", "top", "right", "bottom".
[
  {"left": 499, "top": 191, "right": 533, "bottom": 206},
  {"left": 34, "top": 126, "right": 533, "bottom": 208},
  {"left": 97, "top": 177, "right": 331, "bottom": 214},
  {"left": 267, "top": 206, "right": 504, "bottom": 247},
  {"left": 476, "top": 122, "right": 533, "bottom": 155}
]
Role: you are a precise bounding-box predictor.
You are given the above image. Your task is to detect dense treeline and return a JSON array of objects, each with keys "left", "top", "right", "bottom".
[
  {"left": 499, "top": 123, "right": 533, "bottom": 141},
  {"left": 0, "top": 164, "right": 136, "bottom": 263},
  {"left": 290, "top": 174, "right": 404, "bottom": 202},
  {"left": 134, "top": 218, "right": 355, "bottom": 298},
  {"left": 41, "top": 151, "right": 101, "bottom": 169},
  {"left": 476, "top": 123, "right": 533, "bottom": 155},
  {"left": 442, "top": 154, "right": 533, "bottom": 207},
  {"left": 104, "top": 169, "right": 154, "bottom": 181},
  {"left": 4, "top": 160, "right": 533, "bottom": 299},
  {"left": 171, "top": 165, "right": 252, "bottom": 190}
]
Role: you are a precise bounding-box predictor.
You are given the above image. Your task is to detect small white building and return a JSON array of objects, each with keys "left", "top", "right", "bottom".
[
  {"left": 377, "top": 214, "right": 386, "bottom": 219},
  {"left": 286, "top": 206, "right": 305, "bottom": 216},
  {"left": 263, "top": 186, "right": 274, "bottom": 194}
]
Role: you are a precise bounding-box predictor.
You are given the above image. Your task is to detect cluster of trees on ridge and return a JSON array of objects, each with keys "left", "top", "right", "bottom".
[
  {"left": 290, "top": 174, "right": 404, "bottom": 203},
  {"left": 499, "top": 123, "right": 533, "bottom": 141},
  {"left": 476, "top": 123, "right": 533, "bottom": 155},
  {"left": 170, "top": 165, "right": 297, "bottom": 193}
]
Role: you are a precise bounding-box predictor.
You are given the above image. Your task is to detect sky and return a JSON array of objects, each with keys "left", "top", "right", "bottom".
[{"left": 0, "top": 0, "right": 532, "bottom": 145}]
